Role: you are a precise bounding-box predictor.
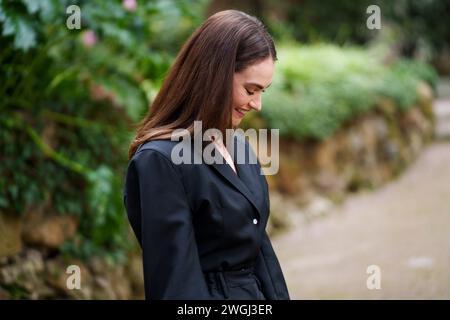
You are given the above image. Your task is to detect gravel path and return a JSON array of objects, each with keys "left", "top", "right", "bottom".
[{"left": 272, "top": 79, "right": 450, "bottom": 299}]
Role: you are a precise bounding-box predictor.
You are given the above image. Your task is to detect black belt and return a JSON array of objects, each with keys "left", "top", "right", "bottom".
[{"left": 203, "top": 266, "right": 257, "bottom": 299}]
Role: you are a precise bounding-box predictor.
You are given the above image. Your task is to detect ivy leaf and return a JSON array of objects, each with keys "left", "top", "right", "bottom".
[
  {"left": 14, "top": 17, "right": 36, "bottom": 51},
  {"left": 22, "top": 0, "right": 40, "bottom": 14},
  {"left": 22, "top": 0, "right": 56, "bottom": 23},
  {"left": 2, "top": 16, "right": 15, "bottom": 36},
  {"left": 38, "top": 0, "right": 57, "bottom": 22},
  {"left": 2, "top": 15, "right": 37, "bottom": 51}
]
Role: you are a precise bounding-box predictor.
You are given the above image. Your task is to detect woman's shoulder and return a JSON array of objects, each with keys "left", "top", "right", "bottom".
[
  {"left": 136, "top": 139, "right": 178, "bottom": 155},
  {"left": 130, "top": 133, "right": 254, "bottom": 166},
  {"left": 131, "top": 139, "right": 180, "bottom": 166}
]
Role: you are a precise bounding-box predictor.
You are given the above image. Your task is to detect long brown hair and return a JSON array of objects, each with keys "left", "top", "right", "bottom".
[{"left": 128, "top": 9, "right": 277, "bottom": 159}]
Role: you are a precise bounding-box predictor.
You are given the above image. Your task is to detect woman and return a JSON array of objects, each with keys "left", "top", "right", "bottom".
[{"left": 123, "top": 9, "right": 290, "bottom": 300}]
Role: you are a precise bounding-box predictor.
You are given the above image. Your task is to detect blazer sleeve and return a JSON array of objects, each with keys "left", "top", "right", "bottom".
[
  {"left": 254, "top": 231, "right": 291, "bottom": 300},
  {"left": 124, "top": 149, "right": 212, "bottom": 299}
]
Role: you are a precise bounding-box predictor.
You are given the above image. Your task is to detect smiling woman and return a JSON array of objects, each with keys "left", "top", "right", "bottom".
[
  {"left": 123, "top": 9, "right": 290, "bottom": 300},
  {"left": 232, "top": 58, "right": 274, "bottom": 127},
  {"left": 128, "top": 9, "right": 278, "bottom": 157}
]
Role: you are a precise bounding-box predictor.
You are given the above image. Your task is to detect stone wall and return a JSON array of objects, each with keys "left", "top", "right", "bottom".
[
  {"left": 265, "top": 82, "right": 435, "bottom": 234},
  {"left": 0, "top": 211, "right": 144, "bottom": 299}
]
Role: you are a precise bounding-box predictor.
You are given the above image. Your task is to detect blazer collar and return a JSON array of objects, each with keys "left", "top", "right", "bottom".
[{"left": 205, "top": 135, "right": 263, "bottom": 219}]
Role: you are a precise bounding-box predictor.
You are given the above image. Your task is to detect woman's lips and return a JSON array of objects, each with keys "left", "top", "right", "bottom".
[{"left": 234, "top": 108, "right": 248, "bottom": 118}]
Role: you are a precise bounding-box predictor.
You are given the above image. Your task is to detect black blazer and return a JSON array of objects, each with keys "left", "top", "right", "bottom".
[{"left": 123, "top": 133, "right": 290, "bottom": 300}]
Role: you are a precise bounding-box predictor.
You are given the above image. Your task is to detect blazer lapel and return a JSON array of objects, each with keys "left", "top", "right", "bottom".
[{"left": 206, "top": 136, "right": 263, "bottom": 219}]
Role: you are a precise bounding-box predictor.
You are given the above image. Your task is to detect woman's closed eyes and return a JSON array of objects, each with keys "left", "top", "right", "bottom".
[{"left": 245, "top": 88, "right": 265, "bottom": 95}]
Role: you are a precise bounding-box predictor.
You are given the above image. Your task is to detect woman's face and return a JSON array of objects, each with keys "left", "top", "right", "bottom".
[{"left": 232, "top": 57, "right": 275, "bottom": 127}]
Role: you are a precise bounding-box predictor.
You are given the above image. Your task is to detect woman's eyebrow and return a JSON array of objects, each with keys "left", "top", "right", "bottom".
[{"left": 245, "top": 82, "right": 272, "bottom": 90}]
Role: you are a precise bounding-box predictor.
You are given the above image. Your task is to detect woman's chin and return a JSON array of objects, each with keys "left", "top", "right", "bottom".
[{"left": 232, "top": 118, "right": 242, "bottom": 128}]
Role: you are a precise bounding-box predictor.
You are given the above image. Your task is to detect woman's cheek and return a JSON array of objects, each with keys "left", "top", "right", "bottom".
[{"left": 234, "top": 93, "right": 247, "bottom": 108}]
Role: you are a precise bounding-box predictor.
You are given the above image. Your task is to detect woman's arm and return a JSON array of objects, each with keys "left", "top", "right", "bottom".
[
  {"left": 124, "top": 149, "right": 212, "bottom": 299},
  {"left": 254, "top": 231, "right": 291, "bottom": 300}
]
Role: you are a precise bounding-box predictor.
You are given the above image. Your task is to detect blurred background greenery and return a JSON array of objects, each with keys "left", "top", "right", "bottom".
[
  {"left": 1, "top": 0, "right": 210, "bottom": 263},
  {"left": 0, "top": 0, "right": 448, "bottom": 297}
]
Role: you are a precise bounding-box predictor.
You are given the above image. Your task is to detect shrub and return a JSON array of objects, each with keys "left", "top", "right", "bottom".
[{"left": 260, "top": 44, "right": 437, "bottom": 140}]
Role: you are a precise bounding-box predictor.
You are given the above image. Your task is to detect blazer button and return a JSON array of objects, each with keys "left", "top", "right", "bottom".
[{"left": 253, "top": 218, "right": 258, "bottom": 225}]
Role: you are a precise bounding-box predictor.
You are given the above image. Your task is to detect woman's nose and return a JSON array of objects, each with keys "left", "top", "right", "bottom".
[{"left": 249, "top": 96, "right": 261, "bottom": 111}]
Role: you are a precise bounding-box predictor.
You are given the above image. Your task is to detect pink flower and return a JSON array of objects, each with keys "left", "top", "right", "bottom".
[
  {"left": 82, "top": 30, "right": 97, "bottom": 48},
  {"left": 123, "top": 0, "right": 137, "bottom": 12}
]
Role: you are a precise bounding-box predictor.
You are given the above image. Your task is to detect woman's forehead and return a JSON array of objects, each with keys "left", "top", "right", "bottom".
[{"left": 235, "top": 58, "right": 274, "bottom": 86}]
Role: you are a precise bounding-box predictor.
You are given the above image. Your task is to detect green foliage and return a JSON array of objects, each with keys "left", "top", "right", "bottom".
[
  {"left": 375, "top": 59, "right": 438, "bottom": 111},
  {"left": 0, "top": 0, "right": 208, "bottom": 262},
  {"left": 263, "top": 0, "right": 449, "bottom": 62},
  {"left": 391, "top": 59, "right": 439, "bottom": 90},
  {"left": 379, "top": 0, "right": 450, "bottom": 56},
  {"left": 261, "top": 44, "right": 437, "bottom": 140}
]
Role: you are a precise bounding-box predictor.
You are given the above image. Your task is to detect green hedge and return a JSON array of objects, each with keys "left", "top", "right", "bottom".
[{"left": 261, "top": 44, "right": 438, "bottom": 140}]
